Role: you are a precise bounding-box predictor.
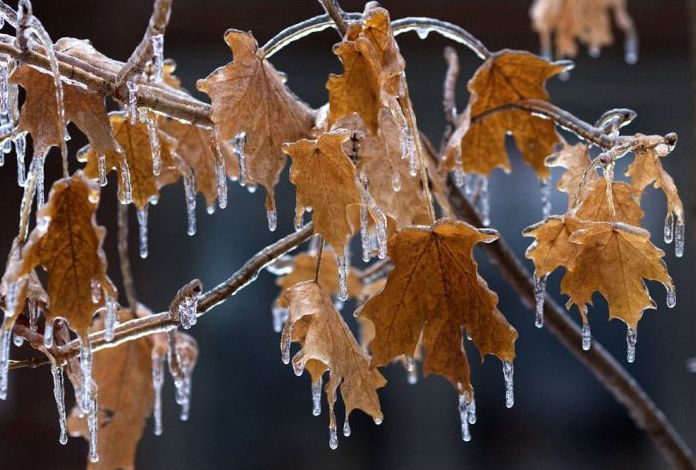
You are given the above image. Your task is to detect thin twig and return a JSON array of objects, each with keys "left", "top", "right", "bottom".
[
  {"left": 314, "top": 236, "right": 324, "bottom": 282},
  {"left": 441, "top": 46, "right": 460, "bottom": 150},
  {"left": 117, "top": 204, "right": 138, "bottom": 309},
  {"left": 9, "top": 223, "right": 314, "bottom": 370},
  {"left": 317, "top": 0, "right": 348, "bottom": 36},
  {"left": 115, "top": 0, "right": 173, "bottom": 87}
]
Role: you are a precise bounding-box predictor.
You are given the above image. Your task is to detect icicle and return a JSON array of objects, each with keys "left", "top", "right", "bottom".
[
  {"left": 246, "top": 184, "right": 257, "bottom": 194},
  {"left": 79, "top": 337, "right": 93, "bottom": 413},
  {"left": 183, "top": 171, "right": 197, "bottom": 236},
  {"left": 589, "top": 46, "right": 601, "bottom": 58},
  {"left": 664, "top": 212, "right": 674, "bottom": 244},
  {"left": 145, "top": 114, "right": 161, "bottom": 176},
  {"left": 336, "top": 254, "right": 348, "bottom": 302},
  {"left": 151, "top": 34, "right": 164, "bottom": 81},
  {"left": 90, "top": 279, "right": 101, "bottom": 304},
  {"left": 15, "top": 132, "right": 26, "bottom": 187},
  {"left": 28, "top": 299, "right": 38, "bottom": 333},
  {"left": 391, "top": 172, "right": 401, "bottom": 192},
  {"left": 415, "top": 26, "right": 430, "bottom": 40},
  {"left": 175, "top": 371, "right": 192, "bottom": 421},
  {"left": 103, "top": 297, "right": 118, "bottom": 342},
  {"left": 666, "top": 285, "right": 676, "bottom": 309},
  {"left": 534, "top": 275, "right": 547, "bottom": 328},
  {"left": 458, "top": 394, "right": 472, "bottom": 442},
  {"left": 266, "top": 209, "right": 277, "bottom": 232},
  {"left": 51, "top": 364, "right": 68, "bottom": 445},
  {"left": 272, "top": 304, "right": 288, "bottom": 333},
  {"left": 464, "top": 174, "right": 476, "bottom": 200},
  {"left": 32, "top": 154, "right": 46, "bottom": 207},
  {"left": 119, "top": 157, "right": 133, "bottom": 205},
  {"left": 176, "top": 288, "right": 200, "bottom": 331},
  {"left": 43, "top": 320, "right": 54, "bottom": 348},
  {"left": 675, "top": 217, "right": 685, "bottom": 258},
  {"left": 406, "top": 356, "right": 417, "bottom": 385},
  {"left": 0, "top": 58, "right": 8, "bottom": 115},
  {"left": 360, "top": 205, "right": 370, "bottom": 262},
  {"left": 127, "top": 80, "right": 139, "bottom": 125},
  {"left": 206, "top": 205, "right": 215, "bottom": 215},
  {"left": 137, "top": 204, "right": 149, "bottom": 259},
  {"left": 292, "top": 359, "right": 304, "bottom": 376},
  {"left": 625, "top": 36, "right": 639, "bottom": 64},
  {"left": 214, "top": 156, "right": 227, "bottom": 210},
  {"left": 232, "top": 132, "right": 248, "bottom": 186},
  {"left": 152, "top": 353, "right": 165, "bottom": 436},
  {"left": 581, "top": 309, "right": 591, "bottom": 351},
  {"left": 0, "top": 327, "right": 11, "bottom": 400},
  {"left": 342, "top": 417, "right": 352, "bottom": 437},
  {"left": 626, "top": 327, "right": 637, "bottom": 363},
  {"left": 87, "top": 394, "right": 99, "bottom": 463},
  {"left": 329, "top": 411, "right": 338, "bottom": 450},
  {"left": 479, "top": 176, "right": 490, "bottom": 226},
  {"left": 390, "top": 102, "right": 417, "bottom": 176},
  {"left": 281, "top": 322, "right": 294, "bottom": 364},
  {"left": 312, "top": 378, "right": 322, "bottom": 416},
  {"left": 540, "top": 178, "right": 552, "bottom": 218},
  {"left": 97, "top": 154, "right": 107, "bottom": 187},
  {"left": 12, "top": 334, "right": 23, "bottom": 347},
  {"left": 468, "top": 399, "right": 477, "bottom": 425},
  {"left": 503, "top": 361, "right": 514, "bottom": 408}
]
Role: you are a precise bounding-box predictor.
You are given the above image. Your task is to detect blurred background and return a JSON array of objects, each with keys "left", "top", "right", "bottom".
[{"left": 0, "top": 1, "right": 694, "bottom": 469}]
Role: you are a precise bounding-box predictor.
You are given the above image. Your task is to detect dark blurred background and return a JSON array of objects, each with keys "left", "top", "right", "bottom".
[{"left": 0, "top": 1, "right": 694, "bottom": 469}]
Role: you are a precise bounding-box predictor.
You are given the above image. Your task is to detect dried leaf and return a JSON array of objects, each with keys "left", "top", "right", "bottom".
[
  {"left": 545, "top": 141, "right": 595, "bottom": 204},
  {"left": 68, "top": 309, "right": 153, "bottom": 470},
  {"left": 275, "top": 250, "right": 361, "bottom": 301},
  {"left": 197, "top": 29, "right": 314, "bottom": 211},
  {"left": 0, "top": 237, "right": 46, "bottom": 322},
  {"left": 358, "top": 219, "right": 517, "bottom": 396},
  {"left": 10, "top": 64, "right": 117, "bottom": 156},
  {"left": 9, "top": 173, "right": 116, "bottom": 336},
  {"left": 575, "top": 179, "right": 643, "bottom": 225},
  {"left": 283, "top": 130, "right": 361, "bottom": 253},
  {"left": 280, "top": 281, "right": 386, "bottom": 426},
  {"left": 449, "top": 51, "right": 565, "bottom": 179},
  {"left": 81, "top": 112, "right": 179, "bottom": 210}
]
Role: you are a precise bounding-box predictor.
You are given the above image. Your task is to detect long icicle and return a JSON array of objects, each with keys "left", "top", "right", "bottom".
[{"left": 51, "top": 363, "right": 68, "bottom": 445}]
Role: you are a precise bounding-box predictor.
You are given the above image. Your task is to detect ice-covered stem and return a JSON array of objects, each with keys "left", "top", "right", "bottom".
[
  {"left": 117, "top": 204, "right": 138, "bottom": 309},
  {"left": 317, "top": 0, "right": 348, "bottom": 37},
  {"left": 441, "top": 46, "right": 460, "bottom": 149},
  {"left": 9, "top": 223, "right": 315, "bottom": 371},
  {"left": 114, "top": 0, "right": 173, "bottom": 87},
  {"left": 419, "top": 136, "right": 695, "bottom": 469}
]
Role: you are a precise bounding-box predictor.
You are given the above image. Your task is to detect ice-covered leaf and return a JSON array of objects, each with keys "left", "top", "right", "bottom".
[
  {"left": 357, "top": 219, "right": 517, "bottom": 396},
  {"left": 197, "top": 30, "right": 314, "bottom": 212},
  {"left": 280, "top": 281, "right": 386, "bottom": 435},
  {"left": 283, "top": 130, "right": 362, "bottom": 254},
  {"left": 525, "top": 218, "right": 672, "bottom": 329},
  {"left": 8, "top": 173, "right": 116, "bottom": 337},
  {"left": 545, "top": 141, "right": 596, "bottom": 205},
  {"left": 80, "top": 112, "right": 179, "bottom": 210},
  {"left": 275, "top": 250, "right": 361, "bottom": 301},
  {"left": 0, "top": 237, "right": 46, "bottom": 322},
  {"left": 10, "top": 64, "right": 118, "bottom": 156},
  {"left": 575, "top": 179, "right": 643, "bottom": 225},
  {"left": 326, "top": 4, "right": 405, "bottom": 133},
  {"left": 68, "top": 308, "right": 153, "bottom": 470},
  {"left": 448, "top": 51, "right": 566, "bottom": 179}
]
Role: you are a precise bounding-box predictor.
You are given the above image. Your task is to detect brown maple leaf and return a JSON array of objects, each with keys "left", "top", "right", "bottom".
[
  {"left": 283, "top": 130, "right": 362, "bottom": 255},
  {"left": 0, "top": 237, "right": 46, "bottom": 324},
  {"left": 326, "top": 4, "right": 405, "bottom": 133},
  {"left": 80, "top": 112, "right": 179, "bottom": 210},
  {"left": 448, "top": 51, "right": 566, "bottom": 179},
  {"left": 10, "top": 64, "right": 118, "bottom": 156},
  {"left": 159, "top": 118, "right": 238, "bottom": 210},
  {"left": 357, "top": 218, "right": 517, "bottom": 397},
  {"left": 525, "top": 218, "right": 673, "bottom": 329},
  {"left": 280, "top": 281, "right": 386, "bottom": 443},
  {"left": 197, "top": 29, "right": 314, "bottom": 212},
  {"left": 8, "top": 173, "right": 116, "bottom": 337},
  {"left": 68, "top": 308, "right": 153, "bottom": 470},
  {"left": 545, "top": 141, "right": 595, "bottom": 204}
]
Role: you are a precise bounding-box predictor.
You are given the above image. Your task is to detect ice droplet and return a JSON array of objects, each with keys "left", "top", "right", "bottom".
[
  {"left": 312, "top": 378, "right": 322, "bottom": 417},
  {"left": 15, "top": 132, "right": 26, "bottom": 187},
  {"left": 581, "top": 312, "right": 591, "bottom": 351},
  {"left": 0, "top": 327, "right": 11, "bottom": 400},
  {"left": 79, "top": 337, "right": 94, "bottom": 414},
  {"left": 97, "top": 154, "right": 107, "bottom": 187},
  {"left": 666, "top": 286, "right": 676, "bottom": 309},
  {"left": 534, "top": 274, "right": 547, "bottom": 328},
  {"left": 625, "top": 36, "right": 639, "bottom": 64},
  {"left": 137, "top": 204, "right": 149, "bottom": 259},
  {"left": 183, "top": 171, "right": 197, "bottom": 236},
  {"left": 675, "top": 217, "right": 685, "bottom": 258},
  {"left": 177, "top": 289, "right": 200, "bottom": 331},
  {"left": 540, "top": 178, "right": 552, "bottom": 218},
  {"left": 152, "top": 353, "right": 165, "bottom": 436},
  {"left": 467, "top": 398, "right": 477, "bottom": 425},
  {"left": 391, "top": 172, "right": 401, "bottom": 192},
  {"left": 90, "top": 279, "right": 101, "bottom": 304},
  {"left": 272, "top": 304, "right": 288, "bottom": 333},
  {"left": 589, "top": 46, "right": 601, "bottom": 58},
  {"left": 415, "top": 27, "right": 430, "bottom": 40},
  {"left": 51, "top": 364, "right": 68, "bottom": 445},
  {"left": 127, "top": 80, "right": 139, "bottom": 125},
  {"left": 406, "top": 356, "right": 417, "bottom": 385},
  {"left": 12, "top": 334, "right": 23, "bottom": 347},
  {"left": 336, "top": 254, "right": 348, "bottom": 302},
  {"left": 360, "top": 205, "right": 370, "bottom": 262},
  {"left": 151, "top": 34, "right": 164, "bottom": 81},
  {"left": 43, "top": 321, "right": 54, "bottom": 348},
  {"left": 232, "top": 132, "right": 248, "bottom": 187},
  {"left": 266, "top": 209, "right": 277, "bottom": 232},
  {"left": 145, "top": 114, "right": 161, "bottom": 176},
  {"left": 664, "top": 212, "right": 674, "bottom": 244},
  {"left": 343, "top": 417, "right": 351, "bottom": 437},
  {"left": 458, "top": 394, "right": 472, "bottom": 442},
  {"left": 103, "top": 297, "right": 118, "bottom": 342},
  {"left": 503, "top": 361, "right": 514, "bottom": 408},
  {"left": 626, "top": 327, "right": 637, "bottom": 363}
]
